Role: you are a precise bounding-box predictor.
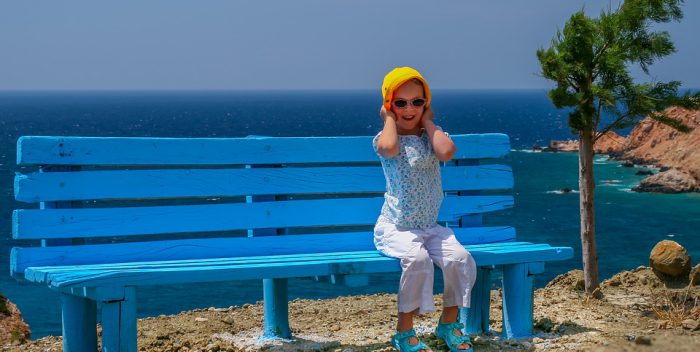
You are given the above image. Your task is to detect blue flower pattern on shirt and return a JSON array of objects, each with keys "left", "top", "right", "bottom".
[{"left": 372, "top": 128, "right": 445, "bottom": 229}]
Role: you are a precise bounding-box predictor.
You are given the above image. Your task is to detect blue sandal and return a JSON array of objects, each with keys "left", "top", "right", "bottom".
[
  {"left": 391, "top": 329, "right": 433, "bottom": 352},
  {"left": 435, "top": 321, "right": 473, "bottom": 351}
]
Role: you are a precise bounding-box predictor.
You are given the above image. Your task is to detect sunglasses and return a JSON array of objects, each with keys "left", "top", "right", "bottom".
[{"left": 392, "top": 98, "right": 426, "bottom": 108}]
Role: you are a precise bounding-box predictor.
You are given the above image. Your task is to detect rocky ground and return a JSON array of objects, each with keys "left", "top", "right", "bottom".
[{"left": 3, "top": 267, "right": 700, "bottom": 351}]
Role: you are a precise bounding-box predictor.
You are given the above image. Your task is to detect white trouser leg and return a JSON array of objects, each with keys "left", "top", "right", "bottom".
[
  {"left": 423, "top": 224, "right": 477, "bottom": 308},
  {"left": 374, "top": 221, "right": 436, "bottom": 314}
]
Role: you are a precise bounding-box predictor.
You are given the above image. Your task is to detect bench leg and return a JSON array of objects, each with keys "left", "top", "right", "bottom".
[
  {"left": 501, "top": 263, "right": 534, "bottom": 339},
  {"left": 61, "top": 293, "right": 98, "bottom": 352},
  {"left": 101, "top": 287, "right": 137, "bottom": 352},
  {"left": 263, "top": 278, "right": 291, "bottom": 339},
  {"left": 462, "top": 266, "right": 491, "bottom": 334}
]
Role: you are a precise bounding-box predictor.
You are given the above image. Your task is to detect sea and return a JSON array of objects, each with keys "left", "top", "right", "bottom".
[{"left": 1, "top": 90, "right": 698, "bottom": 338}]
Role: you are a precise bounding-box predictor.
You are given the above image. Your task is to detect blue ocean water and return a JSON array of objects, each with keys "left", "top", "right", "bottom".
[{"left": 1, "top": 90, "right": 698, "bottom": 339}]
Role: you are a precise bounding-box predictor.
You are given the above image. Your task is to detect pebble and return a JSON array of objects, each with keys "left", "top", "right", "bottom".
[
  {"left": 634, "top": 335, "right": 652, "bottom": 345},
  {"left": 681, "top": 319, "right": 700, "bottom": 331}
]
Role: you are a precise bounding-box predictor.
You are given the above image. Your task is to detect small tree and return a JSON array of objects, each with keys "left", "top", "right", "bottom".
[{"left": 537, "top": 0, "right": 700, "bottom": 297}]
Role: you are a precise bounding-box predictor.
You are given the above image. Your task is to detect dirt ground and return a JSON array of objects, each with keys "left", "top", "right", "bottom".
[{"left": 4, "top": 267, "right": 700, "bottom": 351}]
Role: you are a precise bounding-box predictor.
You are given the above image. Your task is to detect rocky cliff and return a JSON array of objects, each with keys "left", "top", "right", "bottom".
[{"left": 544, "top": 107, "right": 699, "bottom": 193}]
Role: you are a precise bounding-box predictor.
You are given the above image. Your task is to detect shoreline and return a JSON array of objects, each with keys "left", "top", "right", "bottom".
[{"left": 4, "top": 267, "right": 699, "bottom": 351}]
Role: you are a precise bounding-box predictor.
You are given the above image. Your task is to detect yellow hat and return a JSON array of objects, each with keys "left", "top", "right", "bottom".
[{"left": 381, "top": 67, "right": 431, "bottom": 110}]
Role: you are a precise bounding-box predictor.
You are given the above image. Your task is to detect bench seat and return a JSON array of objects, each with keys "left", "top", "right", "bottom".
[
  {"left": 24, "top": 241, "right": 572, "bottom": 289},
  {"left": 11, "top": 134, "right": 574, "bottom": 351}
]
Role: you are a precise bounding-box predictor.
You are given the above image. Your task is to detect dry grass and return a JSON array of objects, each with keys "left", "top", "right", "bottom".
[{"left": 649, "top": 284, "right": 700, "bottom": 327}]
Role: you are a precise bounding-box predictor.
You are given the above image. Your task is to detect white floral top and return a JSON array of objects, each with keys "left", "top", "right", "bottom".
[{"left": 372, "top": 128, "right": 445, "bottom": 229}]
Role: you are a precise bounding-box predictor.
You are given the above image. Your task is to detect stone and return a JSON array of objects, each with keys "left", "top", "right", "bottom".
[
  {"left": 681, "top": 319, "right": 699, "bottom": 331},
  {"left": 634, "top": 335, "right": 652, "bottom": 345},
  {"left": 649, "top": 240, "right": 692, "bottom": 277},
  {"left": 534, "top": 317, "right": 554, "bottom": 332},
  {"left": 633, "top": 169, "right": 698, "bottom": 194}
]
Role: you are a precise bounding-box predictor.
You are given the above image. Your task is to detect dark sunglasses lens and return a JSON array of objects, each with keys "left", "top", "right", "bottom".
[
  {"left": 393, "top": 100, "right": 408, "bottom": 108},
  {"left": 412, "top": 99, "right": 426, "bottom": 107}
]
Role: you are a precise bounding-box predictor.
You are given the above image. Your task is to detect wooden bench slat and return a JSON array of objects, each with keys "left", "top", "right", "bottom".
[
  {"left": 11, "top": 227, "right": 517, "bottom": 275},
  {"left": 13, "top": 196, "right": 514, "bottom": 239},
  {"left": 14, "top": 165, "right": 513, "bottom": 203},
  {"left": 17, "top": 134, "right": 510, "bottom": 166},
  {"left": 28, "top": 243, "right": 549, "bottom": 276},
  {"left": 26, "top": 243, "right": 555, "bottom": 283},
  {"left": 27, "top": 244, "right": 573, "bottom": 288}
]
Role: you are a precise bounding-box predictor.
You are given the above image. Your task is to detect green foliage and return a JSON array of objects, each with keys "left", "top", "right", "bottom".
[
  {"left": 536, "top": 0, "right": 700, "bottom": 138},
  {"left": 10, "top": 329, "right": 27, "bottom": 344}
]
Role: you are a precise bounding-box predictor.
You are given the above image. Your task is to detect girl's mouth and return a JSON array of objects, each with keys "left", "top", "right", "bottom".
[{"left": 402, "top": 115, "right": 415, "bottom": 121}]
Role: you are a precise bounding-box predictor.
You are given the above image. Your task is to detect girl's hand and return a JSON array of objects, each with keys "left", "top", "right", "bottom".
[
  {"left": 421, "top": 106, "right": 435, "bottom": 127},
  {"left": 380, "top": 106, "right": 397, "bottom": 123}
]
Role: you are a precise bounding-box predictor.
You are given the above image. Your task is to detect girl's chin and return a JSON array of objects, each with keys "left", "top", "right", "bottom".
[{"left": 397, "top": 123, "right": 422, "bottom": 134}]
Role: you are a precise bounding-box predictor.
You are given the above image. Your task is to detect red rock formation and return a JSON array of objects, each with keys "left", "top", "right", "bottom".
[
  {"left": 593, "top": 131, "right": 626, "bottom": 154},
  {"left": 0, "top": 293, "right": 31, "bottom": 346},
  {"left": 545, "top": 107, "right": 699, "bottom": 193},
  {"left": 544, "top": 131, "right": 625, "bottom": 153},
  {"left": 621, "top": 107, "right": 700, "bottom": 182}
]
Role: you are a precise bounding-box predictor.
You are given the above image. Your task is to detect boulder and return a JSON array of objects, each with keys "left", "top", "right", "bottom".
[
  {"left": 649, "top": 240, "right": 691, "bottom": 278},
  {"left": 632, "top": 169, "right": 698, "bottom": 194},
  {"left": 0, "top": 292, "right": 31, "bottom": 345},
  {"left": 547, "top": 140, "right": 579, "bottom": 152}
]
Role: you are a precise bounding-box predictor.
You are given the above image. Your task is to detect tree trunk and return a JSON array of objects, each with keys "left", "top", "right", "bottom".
[{"left": 578, "top": 129, "right": 601, "bottom": 297}]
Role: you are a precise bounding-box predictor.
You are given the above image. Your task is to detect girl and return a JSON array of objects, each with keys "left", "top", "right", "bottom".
[{"left": 373, "top": 67, "right": 477, "bottom": 352}]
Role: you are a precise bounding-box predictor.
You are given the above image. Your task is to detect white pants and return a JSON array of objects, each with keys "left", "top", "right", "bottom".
[{"left": 374, "top": 221, "right": 477, "bottom": 315}]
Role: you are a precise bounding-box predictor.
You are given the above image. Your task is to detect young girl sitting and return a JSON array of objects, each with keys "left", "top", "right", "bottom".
[{"left": 373, "top": 67, "right": 477, "bottom": 352}]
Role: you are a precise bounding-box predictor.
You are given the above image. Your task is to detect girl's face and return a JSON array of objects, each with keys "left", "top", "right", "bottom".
[{"left": 390, "top": 80, "right": 425, "bottom": 136}]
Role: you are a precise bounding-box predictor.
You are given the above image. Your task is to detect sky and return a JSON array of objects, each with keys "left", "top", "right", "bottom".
[{"left": 1, "top": 0, "right": 698, "bottom": 90}]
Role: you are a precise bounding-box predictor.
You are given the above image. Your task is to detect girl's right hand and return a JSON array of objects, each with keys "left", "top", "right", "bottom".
[{"left": 380, "top": 106, "right": 397, "bottom": 123}]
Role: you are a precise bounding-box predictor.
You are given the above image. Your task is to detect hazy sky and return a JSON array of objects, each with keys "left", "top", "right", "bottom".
[{"left": 1, "top": 0, "right": 698, "bottom": 90}]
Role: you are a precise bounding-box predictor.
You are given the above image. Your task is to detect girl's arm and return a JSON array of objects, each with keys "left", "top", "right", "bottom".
[
  {"left": 422, "top": 107, "right": 456, "bottom": 162},
  {"left": 376, "top": 106, "right": 399, "bottom": 158}
]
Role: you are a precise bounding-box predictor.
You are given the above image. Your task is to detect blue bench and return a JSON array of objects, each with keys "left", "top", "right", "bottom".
[{"left": 11, "top": 134, "right": 572, "bottom": 351}]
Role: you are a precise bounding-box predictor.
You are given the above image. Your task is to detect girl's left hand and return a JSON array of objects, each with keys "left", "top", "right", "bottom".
[{"left": 421, "top": 106, "right": 435, "bottom": 126}]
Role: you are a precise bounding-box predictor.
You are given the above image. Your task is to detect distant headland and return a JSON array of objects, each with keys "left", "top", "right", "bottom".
[{"left": 536, "top": 107, "right": 700, "bottom": 194}]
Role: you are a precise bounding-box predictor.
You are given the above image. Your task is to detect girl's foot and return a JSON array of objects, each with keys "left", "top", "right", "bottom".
[
  {"left": 391, "top": 329, "right": 433, "bottom": 352},
  {"left": 435, "top": 320, "right": 472, "bottom": 351}
]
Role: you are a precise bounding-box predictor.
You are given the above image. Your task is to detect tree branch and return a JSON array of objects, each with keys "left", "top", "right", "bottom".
[{"left": 594, "top": 112, "right": 634, "bottom": 142}]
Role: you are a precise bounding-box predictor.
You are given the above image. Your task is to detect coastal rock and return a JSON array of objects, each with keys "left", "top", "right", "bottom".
[
  {"left": 622, "top": 107, "right": 700, "bottom": 191},
  {"left": 649, "top": 240, "right": 691, "bottom": 277},
  {"left": 547, "top": 139, "right": 579, "bottom": 152},
  {"left": 594, "top": 131, "right": 627, "bottom": 154},
  {"left": 0, "top": 292, "right": 31, "bottom": 345},
  {"left": 690, "top": 264, "right": 700, "bottom": 286},
  {"left": 543, "top": 131, "right": 626, "bottom": 153},
  {"left": 632, "top": 169, "right": 698, "bottom": 193}
]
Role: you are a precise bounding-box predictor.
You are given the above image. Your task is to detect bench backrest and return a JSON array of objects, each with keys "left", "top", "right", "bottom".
[{"left": 11, "top": 134, "right": 514, "bottom": 277}]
